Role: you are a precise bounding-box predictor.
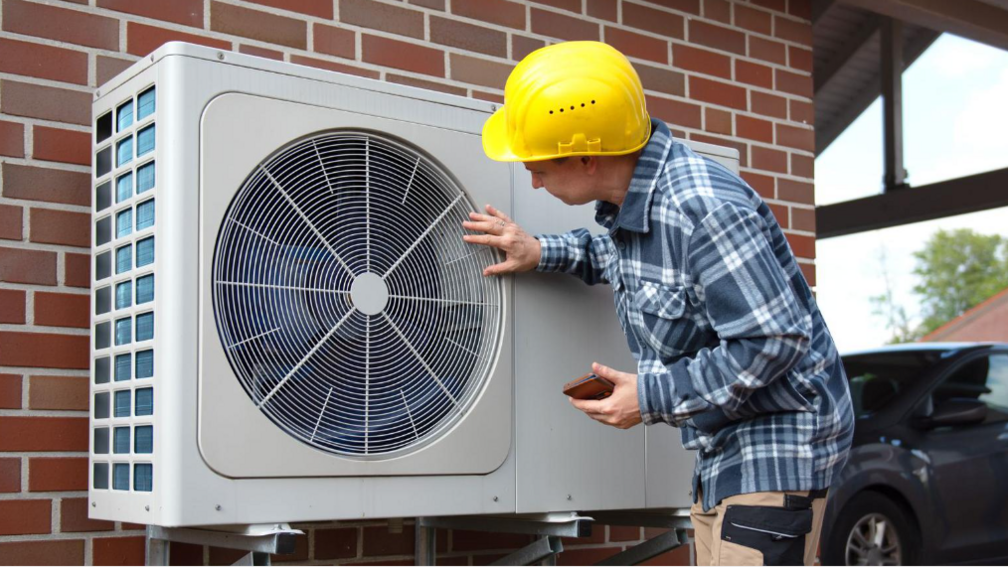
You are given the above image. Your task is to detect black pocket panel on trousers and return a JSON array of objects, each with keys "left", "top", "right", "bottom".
[{"left": 721, "top": 505, "right": 813, "bottom": 566}]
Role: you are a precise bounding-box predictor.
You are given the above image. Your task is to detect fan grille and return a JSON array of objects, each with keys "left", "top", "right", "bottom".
[{"left": 212, "top": 131, "right": 503, "bottom": 456}]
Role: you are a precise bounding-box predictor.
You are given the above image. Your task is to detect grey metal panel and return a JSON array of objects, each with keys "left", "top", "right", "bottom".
[
  {"left": 198, "top": 93, "right": 514, "bottom": 478},
  {"left": 644, "top": 426, "right": 696, "bottom": 508},
  {"left": 511, "top": 167, "right": 645, "bottom": 513}
]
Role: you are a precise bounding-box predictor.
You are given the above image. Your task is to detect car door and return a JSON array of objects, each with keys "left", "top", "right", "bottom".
[{"left": 919, "top": 351, "right": 1008, "bottom": 563}]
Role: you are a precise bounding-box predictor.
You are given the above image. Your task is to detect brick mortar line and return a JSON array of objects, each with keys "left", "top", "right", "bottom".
[
  {"left": 0, "top": 488, "right": 90, "bottom": 499},
  {"left": 737, "top": 167, "right": 817, "bottom": 181},
  {"left": 0, "top": 239, "right": 92, "bottom": 254},
  {"left": 0, "top": 323, "right": 92, "bottom": 335},
  {"left": 0, "top": 154, "right": 92, "bottom": 173},
  {"left": 0, "top": 408, "right": 90, "bottom": 416},
  {"left": 0, "top": 532, "right": 128, "bottom": 542},
  {"left": 0, "top": 71, "right": 105, "bottom": 95},
  {"left": 7, "top": 318, "right": 92, "bottom": 334},
  {"left": 0, "top": 114, "right": 92, "bottom": 134},
  {"left": 0, "top": 196, "right": 92, "bottom": 215},
  {"left": 0, "top": 30, "right": 131, "bottom": 64},
  {"left": 0, "top": 365, "right": 88, "bottom": 377},
  {"left": 0, "top": 285, "right": 90, "bottom": 298}
]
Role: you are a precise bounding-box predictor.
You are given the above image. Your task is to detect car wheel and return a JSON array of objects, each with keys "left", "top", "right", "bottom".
[{"left": 822, "top": 491, "right": 920, "bottom": 566}]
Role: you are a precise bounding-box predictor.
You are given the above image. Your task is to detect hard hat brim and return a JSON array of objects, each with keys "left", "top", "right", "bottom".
[{"left": 482, "top": 107, "right": 522, "bottom": 162}]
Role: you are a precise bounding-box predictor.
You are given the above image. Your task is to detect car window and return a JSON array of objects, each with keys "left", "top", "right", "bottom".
[
  {"left": 934, "top": 354, "right": 1008, "bottom": 423},
  {"left": 842, "top": 351, "right": 947, "bottom": 417}
]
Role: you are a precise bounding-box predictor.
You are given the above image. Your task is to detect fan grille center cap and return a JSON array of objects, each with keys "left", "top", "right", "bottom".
[{"left": 350, "top": 272, "right": 389, "bottom": 315}]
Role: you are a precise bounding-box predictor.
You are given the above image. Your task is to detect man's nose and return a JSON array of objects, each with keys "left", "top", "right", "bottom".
[{"left": 530, "top": 174, "right": 543, "bottom": 189}]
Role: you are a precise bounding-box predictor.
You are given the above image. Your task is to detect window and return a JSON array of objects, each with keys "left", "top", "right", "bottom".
[
  {"left": 114, "top": 353, "right": 131, "bottom": 381},
  {"left": 117, "top": 100, "right": 133, "bottom": 131},
  {"left": 137, "top": 87, "right": 155, "bottom": 119},
  {"left": 117, "top": 172, "right": 132, "bottom": 203},
  {"left": 137, "top": 161, "right": 155, "bottom": 194},
  {"left": 115, "top": 244, "right": 132, "bottom": 274},
  {"left": 934, "top": 354, "right": 1008, "bottom": 423},
  {"left": 843, "top": 350, "right": 948, "bottom": 417}
]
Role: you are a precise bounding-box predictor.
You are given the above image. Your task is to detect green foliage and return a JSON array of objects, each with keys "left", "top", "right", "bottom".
[
  {"left": 872, "top": 229, "right": 1008, "bottom": 343},
  {"left": 911, "top": 228, "right": 1008, "bottom": 337}
]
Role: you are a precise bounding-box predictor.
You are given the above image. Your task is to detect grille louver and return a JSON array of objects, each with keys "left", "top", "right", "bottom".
[{"left": 212, "top": 132, "right": 503, "bottom": 456}]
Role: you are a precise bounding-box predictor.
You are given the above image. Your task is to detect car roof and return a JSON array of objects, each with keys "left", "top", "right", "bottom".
[{"left": 841, "top": 342, "right": 1008, "bottom": 358}]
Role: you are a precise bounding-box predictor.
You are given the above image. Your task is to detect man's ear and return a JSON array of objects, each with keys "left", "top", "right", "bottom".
[{"left": 580, "top": 155, "right": 599, "bottom": 175}]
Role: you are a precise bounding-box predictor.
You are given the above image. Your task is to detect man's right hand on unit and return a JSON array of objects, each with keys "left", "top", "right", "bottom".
[{"left": 462, "top": 204, "right": 541, "bottom": 277}]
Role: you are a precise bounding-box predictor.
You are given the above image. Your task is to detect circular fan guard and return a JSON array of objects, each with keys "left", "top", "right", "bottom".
[{"left": 212, "top": 131, "right": 503, "bottom": 457}]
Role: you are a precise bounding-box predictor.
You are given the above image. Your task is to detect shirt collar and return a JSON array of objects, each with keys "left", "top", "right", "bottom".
[{"left": 593, "top": 119, "right": 673, "bottom": 234}]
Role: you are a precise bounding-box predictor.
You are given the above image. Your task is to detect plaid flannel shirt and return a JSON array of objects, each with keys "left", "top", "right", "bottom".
[{"left": 536, "top": 119, "right": 855, "bottom": 511}]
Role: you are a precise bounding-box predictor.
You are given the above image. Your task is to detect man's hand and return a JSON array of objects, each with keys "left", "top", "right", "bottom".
[
  {"left": 462, "top": 204, "right": 542, "bottom": 277},
  {"left": 568, "top": 362, "right": 643, "bottom": 429}
]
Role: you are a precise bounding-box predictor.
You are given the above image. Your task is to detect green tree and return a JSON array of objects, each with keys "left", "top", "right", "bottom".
[{"left": 912, "top": 228, "right": 1008, "bottom": 337}]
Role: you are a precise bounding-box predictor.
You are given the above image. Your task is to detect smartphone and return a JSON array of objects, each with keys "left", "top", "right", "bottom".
[{"left": 562, "top": 373, "right": 615, "bottom": 400}]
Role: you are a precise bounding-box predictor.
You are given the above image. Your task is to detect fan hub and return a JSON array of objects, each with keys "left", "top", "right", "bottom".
[{"left": 350, "top": 272, "right": 389, "bottom": 315}]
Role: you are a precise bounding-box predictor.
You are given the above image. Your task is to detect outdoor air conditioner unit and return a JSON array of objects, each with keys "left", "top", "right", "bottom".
[{"left": 89, "top": 43, "right": 740, "bottom": 527}]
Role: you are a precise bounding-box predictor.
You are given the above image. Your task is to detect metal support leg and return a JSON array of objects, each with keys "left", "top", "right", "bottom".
[
  {"left": 145, "top": 524, "right": 302, "bottom": 567},
  {"left": 146, "top": 527, "right": 169, "bottom": 566},
  {"left": 594, "top": 528, "right": 686, "bottom": 566},
  {"left": 489, "top": 536, "right": 563, "bottom": 566},
  {"left": 415, "top": 518, "right": 436, "bottom": 566}
]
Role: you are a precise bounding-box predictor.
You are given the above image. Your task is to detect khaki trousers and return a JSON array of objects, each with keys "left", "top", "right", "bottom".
[{"left": 691, "top": 489, "right": 828, "bottom": 566}]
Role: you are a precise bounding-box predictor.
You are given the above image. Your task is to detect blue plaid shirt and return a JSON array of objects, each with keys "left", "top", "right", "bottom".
[{"left": 536, "top": 120, "right": 854, "bottom": 511}]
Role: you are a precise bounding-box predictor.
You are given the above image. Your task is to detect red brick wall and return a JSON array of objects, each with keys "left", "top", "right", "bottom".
[{"left": 0, "top": 0, "right": 814, "bottom": 564}]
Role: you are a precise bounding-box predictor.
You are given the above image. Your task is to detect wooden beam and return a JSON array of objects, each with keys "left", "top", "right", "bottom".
[
  {"left": 814, "top": 14, "right": 880, "bottom": 95},
  {"left": 840, "top": 0, "right": 1008, "bottom": 51},
  {"left": 812, "top": 0, "right": 838, "bottom": 25},
  {"left": 815, "top": 29, "right": 939, "bottom": 155},
  {"left": 881, "top": 18, "right": 907, "bottom": 190},
  {"left": 816, "top": 167, "right": 1008, "bottom": 239}
]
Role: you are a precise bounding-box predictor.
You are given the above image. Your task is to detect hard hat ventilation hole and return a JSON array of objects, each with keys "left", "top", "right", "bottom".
[
  {"left": 570, "top": 106, "right": 574, "bottom": 110},
  {"left": 591, "top": 100, "right": 596, "bottom": 104},
  {"left": 549, "top": 110, "right": 553, "bottom": 114},
  {"left": 560, "top": 108, "right": 564, "bottom": 113},
  {"left": 581, "top": 103, "right": 585, "bottom": 107}
]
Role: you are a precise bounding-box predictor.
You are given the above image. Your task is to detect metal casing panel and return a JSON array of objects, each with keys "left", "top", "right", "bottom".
[
  {"left": 92, "top": 45, "right": 519, "bottom": 526},
  {"left": 511, "top": 169, "right": 644, "bottom": 512},
  {"left": 90, "top": 64, "right": 160, "bottom": 526},
  {"left": 199, "top": 93, "right": 513, "bottom": 477}
]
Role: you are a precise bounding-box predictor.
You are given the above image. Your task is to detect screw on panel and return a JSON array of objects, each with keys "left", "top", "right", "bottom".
[
  {"left": 491, "top": 105, "right": 497, "bottom": 112},
  {"left": 217, "top": 52, "right": 225, "bottom": 60},
  {"left": 566, "top": 494, "right": 572, "bottom": 500},
  {"left": 145, "top": 505, "right": 150, "bottom": 511},
  {"left": 216, "top": 504, "right": 222, "bottom": 511},
  {"left": 493, "top": 496, "right": 499, "bottom": 502},
  {"left": 92, "top": 502, "right": 96, "bottom": 508}
]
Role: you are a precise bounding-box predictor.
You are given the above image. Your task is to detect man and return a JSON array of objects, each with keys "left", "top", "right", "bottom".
[{"left": 462, "top": 41, "right": 855, "bottom": 566}]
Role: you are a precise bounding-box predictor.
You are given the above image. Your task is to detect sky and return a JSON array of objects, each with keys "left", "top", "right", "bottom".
[{"left": 814, "top": 33, "right": 1008, "bottom": 353}]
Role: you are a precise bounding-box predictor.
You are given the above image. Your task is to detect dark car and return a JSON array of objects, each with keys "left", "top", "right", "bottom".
[{"left": 820, "top": 343, "right": 1008, "bottom": 565}]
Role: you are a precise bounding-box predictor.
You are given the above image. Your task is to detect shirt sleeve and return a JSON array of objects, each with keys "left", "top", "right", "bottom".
[
  {"left": 637, "top": 202, "right": 811, "bottom": 429},
  {"left": 535, "top": 229, "right": 614, "bottom": 286}
]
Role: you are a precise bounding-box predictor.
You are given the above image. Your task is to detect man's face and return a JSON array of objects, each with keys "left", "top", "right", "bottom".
[{"left": 523, "top": 158, "right": 596, "bottom": 206}]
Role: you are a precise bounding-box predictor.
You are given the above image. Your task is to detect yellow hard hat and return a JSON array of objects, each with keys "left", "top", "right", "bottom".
[{"left": 482, "top": 41, "right": 651, "bottom": 162}]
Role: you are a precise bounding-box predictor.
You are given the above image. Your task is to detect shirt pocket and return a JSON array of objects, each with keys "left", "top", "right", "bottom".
[
  {"left": 633, "top": 281, "right": 690, "bottom": 356},
  {"left": 634, "top": 281, "right": 687, "bottom": 319}
]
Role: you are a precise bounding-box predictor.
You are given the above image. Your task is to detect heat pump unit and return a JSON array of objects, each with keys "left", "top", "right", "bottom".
[{"left": 89, "top": 43, "right": 740, "bottom": 527}]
